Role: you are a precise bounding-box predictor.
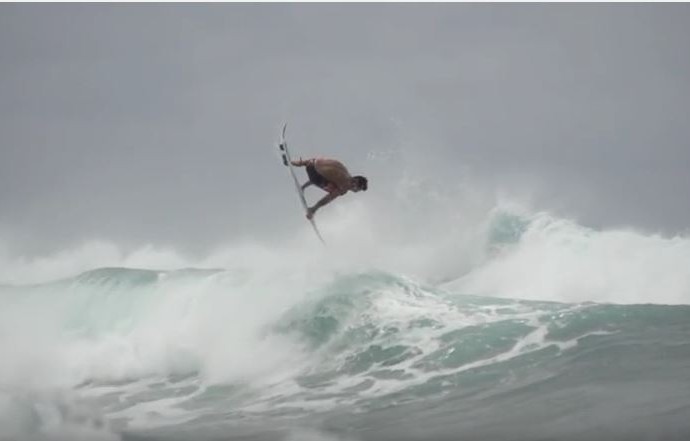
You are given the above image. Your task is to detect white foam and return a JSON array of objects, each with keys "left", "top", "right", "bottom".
[
  {"left": 446, "top": 212, "right": 690, "bottom": 305},
  {"left": 0, "top": 389, "right": 120, "bottom": 441}
]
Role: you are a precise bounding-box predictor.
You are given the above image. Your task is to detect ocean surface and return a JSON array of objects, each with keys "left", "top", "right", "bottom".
[{"left": 1, "top": 210, "right": 689, "bottom": 441}]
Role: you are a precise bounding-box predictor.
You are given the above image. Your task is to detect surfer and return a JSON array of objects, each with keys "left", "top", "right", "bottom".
[{"left": 291, "top": 157, "right": 368, "bottom": 219}]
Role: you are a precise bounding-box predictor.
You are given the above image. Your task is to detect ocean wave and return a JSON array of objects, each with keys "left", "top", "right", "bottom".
[{"left": 2, "top": 207, "right": 690, "bottom": 438}]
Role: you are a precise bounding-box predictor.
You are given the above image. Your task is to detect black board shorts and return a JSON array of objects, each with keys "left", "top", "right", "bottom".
[{"left": 306, "top": 164, "right": 329, "bottom": 190}]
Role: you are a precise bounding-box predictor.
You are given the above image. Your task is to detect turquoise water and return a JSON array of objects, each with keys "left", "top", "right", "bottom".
[{"left": 1, "top": 211, "right": 690, "bottom": 440}]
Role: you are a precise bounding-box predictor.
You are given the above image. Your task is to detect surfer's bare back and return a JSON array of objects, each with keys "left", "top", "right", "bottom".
[{"left": 291, "top": 157, "right": 368, "bottom": 219}]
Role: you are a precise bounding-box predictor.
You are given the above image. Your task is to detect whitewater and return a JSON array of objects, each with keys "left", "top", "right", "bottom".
[{"left": 1, "top": 204, "right": 689, "bottom": 441}]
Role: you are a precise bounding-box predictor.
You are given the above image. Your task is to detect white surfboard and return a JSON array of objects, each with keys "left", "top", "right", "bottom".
[{"left": 278, "top": 123, "right": 326, "bottom": 245}]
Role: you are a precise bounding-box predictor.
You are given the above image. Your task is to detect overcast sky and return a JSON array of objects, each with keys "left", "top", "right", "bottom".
[{"left": 1, "top": 3, "right": 689, "bottom": 258}]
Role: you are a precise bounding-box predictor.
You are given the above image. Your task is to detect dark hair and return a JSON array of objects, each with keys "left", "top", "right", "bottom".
[{"left": 353, "top": 176, "right": 368, "bottom": 191}]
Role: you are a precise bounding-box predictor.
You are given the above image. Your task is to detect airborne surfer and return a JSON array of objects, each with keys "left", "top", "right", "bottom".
[{"left": 291, "top": 157, "right": 368, "bottom": 219}]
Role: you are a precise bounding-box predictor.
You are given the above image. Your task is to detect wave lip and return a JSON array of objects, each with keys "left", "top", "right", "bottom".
[{"left": 447, "top": 209, "right": 690, "bottom": 305}]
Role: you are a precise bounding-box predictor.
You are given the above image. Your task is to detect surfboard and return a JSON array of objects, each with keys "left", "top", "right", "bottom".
[{"left": 278, "top": 123, "right": 326, "bottom": 245}]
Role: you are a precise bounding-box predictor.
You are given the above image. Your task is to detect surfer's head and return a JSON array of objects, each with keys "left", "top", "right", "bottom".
[{"left": 352, "top": 176, "right": 368, "bottom": 192}]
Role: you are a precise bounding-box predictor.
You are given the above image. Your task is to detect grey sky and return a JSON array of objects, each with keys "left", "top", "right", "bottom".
[{"left": 1, "top": 4, "right": 689, "bottom": 258}]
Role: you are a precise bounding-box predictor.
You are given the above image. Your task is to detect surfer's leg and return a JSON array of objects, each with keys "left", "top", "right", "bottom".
[{"left": 301, "top": 181, "right": 313, "bottom": 191}]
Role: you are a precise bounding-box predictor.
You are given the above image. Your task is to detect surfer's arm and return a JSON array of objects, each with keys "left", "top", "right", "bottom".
[
  {"left": 308, "top": 192, "right": 340, "bottom": 217},
  {"left": 291, "top": 157, "right": 312, "bottom": 167}
]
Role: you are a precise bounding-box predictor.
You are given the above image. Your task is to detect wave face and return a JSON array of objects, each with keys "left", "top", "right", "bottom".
[{"left": 2, "top": 210, "right": 690, "bottom": 441}]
